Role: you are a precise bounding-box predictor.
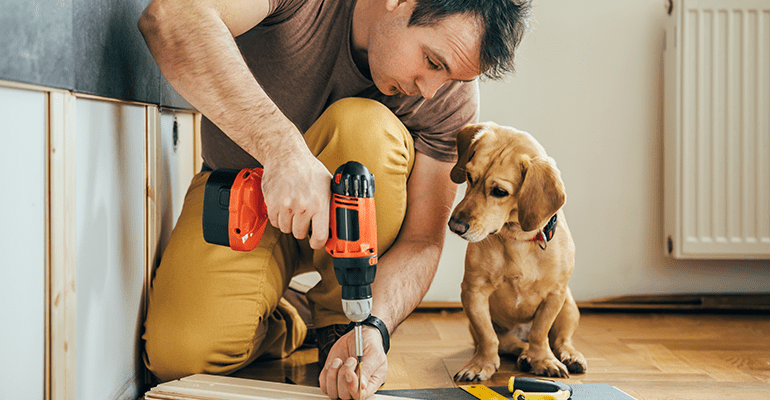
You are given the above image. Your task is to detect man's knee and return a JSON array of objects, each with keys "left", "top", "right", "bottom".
[
  {"left": 145, "top": 329, "right": 222, "bottom": 382},
  {"left": 144, "top": 309, "right": 262, "bottom": 382},
  {"left": 323, "top": 98, "right": 401, "bottom": 132},
  {"left": 312, "top": 98, "right": 414, "bottom": 176}
]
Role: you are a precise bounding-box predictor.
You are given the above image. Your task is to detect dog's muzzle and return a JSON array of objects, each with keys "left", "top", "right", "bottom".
[{"left": 448, "top": 217, "right": 470, "bottom": 236}]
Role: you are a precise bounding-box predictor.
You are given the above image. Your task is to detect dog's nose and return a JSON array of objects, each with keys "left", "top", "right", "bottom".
[{"left": 448, "top": 217, "right": 469, "bottom": 235}]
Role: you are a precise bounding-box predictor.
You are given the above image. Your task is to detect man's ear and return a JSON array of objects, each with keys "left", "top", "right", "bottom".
[
  {"left": 450, "top": 124, "right": 485, "bottom": 184},
  {"left": 517, "top": 156, "right": 566, "bottom": 232},
  {"left": 385, "top": 0, "right": 407, "bottom": 12}
]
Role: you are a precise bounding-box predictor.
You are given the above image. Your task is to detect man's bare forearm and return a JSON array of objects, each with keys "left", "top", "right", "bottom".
[
  {"left": 370, "top": 237, "right": 444, "bottom": 333},
  {"left": 138, "top": 0, "right": 308, "bottom": 168},
  {"left": 369, "top": 154, "right": 458, "bottom": 333}
]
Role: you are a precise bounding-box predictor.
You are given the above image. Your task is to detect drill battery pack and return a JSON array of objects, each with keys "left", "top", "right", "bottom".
[{"left": 202, "top": 168, "right": 269, "bottom": 251}]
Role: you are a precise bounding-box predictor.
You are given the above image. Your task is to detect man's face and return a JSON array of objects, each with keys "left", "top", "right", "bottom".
[{"left": 368, "top": 2, "right": 483, "bottom": 99}]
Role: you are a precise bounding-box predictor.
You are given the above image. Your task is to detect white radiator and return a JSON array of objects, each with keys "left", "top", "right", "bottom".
[{"left": 664, "top": 0, "right": 770, "bottom": 259}]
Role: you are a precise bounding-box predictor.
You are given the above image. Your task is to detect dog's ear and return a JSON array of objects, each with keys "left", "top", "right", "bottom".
[
  {"left": 451, "top": 124, "right": 485, "bottom": 184},
  {"left": 518, "top": 156, "right": 566, "bottom": 232}
]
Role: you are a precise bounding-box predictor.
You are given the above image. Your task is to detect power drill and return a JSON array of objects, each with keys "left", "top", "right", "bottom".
[
  {"left": 201, "top": 161, "right": 377, "bottom": 385},
  {"left": 326, "top": 162, "right": 377, "bottom": 392}
]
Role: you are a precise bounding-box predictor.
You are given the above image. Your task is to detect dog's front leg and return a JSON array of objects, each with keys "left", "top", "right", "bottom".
[
  {"left": 518, "top": 292, "right": 570, "bottom": 378},
  {"left": 455, "top": 283, "right": 500, "bottom": 381}
]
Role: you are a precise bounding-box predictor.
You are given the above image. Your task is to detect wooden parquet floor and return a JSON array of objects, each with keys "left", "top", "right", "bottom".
[{"left": 232, "top": 309, "right": 770, "bottom": 399}]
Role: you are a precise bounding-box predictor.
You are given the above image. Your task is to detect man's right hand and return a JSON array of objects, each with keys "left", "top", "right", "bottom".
[{"left": 262, "top": 150, "right": 331, "bottom": 250}]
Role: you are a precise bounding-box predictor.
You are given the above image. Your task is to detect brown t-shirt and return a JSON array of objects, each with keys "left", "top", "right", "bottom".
[{"left": 200, "top": 0, "right": 480, "bottom": 170}]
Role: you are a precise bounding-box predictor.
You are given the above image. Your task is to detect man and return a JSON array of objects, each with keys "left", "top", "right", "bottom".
[{"left": 138, "top": 0, "right": 531, "bottom": 398}]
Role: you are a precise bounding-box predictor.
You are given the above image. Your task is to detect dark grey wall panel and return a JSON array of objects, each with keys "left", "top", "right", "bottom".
[
  {"left": 0, "top": 0, "right": 195, "bottom": 110},
  {"left": 0, "top": 0, "right": 74, "bottom": 89},
  {"left": 73, "top": 0, "right": 159, "bottom": 104}
]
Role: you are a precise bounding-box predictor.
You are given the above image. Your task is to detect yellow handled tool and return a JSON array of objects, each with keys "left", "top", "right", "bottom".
[
  {"left": 459, "top": 377, "right": 572, "bottom": 400},
  {"left": 509, "top": 377, "right": 572, "bottom": 400},
  {"left": 511, "top": 389, "right": 570, "bottom": 400}
]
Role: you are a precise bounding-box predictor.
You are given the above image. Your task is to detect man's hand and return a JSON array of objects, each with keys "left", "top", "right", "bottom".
[
  {"left": 262, "top": 151, "right": 331, "bottom": 249},
  {"left": 319, "top": 327, "right": 387, "bottom": 400}
]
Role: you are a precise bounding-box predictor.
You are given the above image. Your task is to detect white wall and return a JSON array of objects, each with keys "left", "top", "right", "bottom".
[{"left": 426, "top": 0, "right": 770, "bottom": 303}]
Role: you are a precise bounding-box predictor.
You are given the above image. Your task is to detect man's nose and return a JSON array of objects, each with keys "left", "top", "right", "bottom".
[{"left": 416, "top": 74, "right": 446, "bottom": 99}]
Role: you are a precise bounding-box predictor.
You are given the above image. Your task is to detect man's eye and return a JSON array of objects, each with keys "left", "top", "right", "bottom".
[
  {"left": 491, "top": 187, "right": 509, "bottom": 198},
  {"left": 466, "top": 172, "right": 474, "bottom": 185},
  {"left": 426, "top": 56, "right": 442, "bottom": 70}
]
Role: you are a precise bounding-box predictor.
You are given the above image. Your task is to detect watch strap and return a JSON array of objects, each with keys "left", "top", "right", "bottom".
[{"left": 345, "top": 315, "right": 390, "bottom": 354}]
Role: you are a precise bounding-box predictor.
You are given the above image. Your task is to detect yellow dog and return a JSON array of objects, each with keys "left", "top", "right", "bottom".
[{"left": 449, "top": 122, "right": 587, "bottom": 380}]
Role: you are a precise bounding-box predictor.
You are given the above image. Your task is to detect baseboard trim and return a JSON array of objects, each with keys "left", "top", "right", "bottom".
[
  {"left": 577, "top": 293, "right": 770, "bottom": 312},
  {"left": 417, "top": 301, "right": 462, "bottom": 310}
]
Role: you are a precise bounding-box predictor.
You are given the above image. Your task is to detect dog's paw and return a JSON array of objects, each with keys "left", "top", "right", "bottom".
[
  {"left": 517, "top": 354, "right": 569, "bottom": 378},
  {"left": 453, "top": 354, "right": 500, "bottom": 382},
  {"left": 557, "top": 349, "right": 587, "bottom": 374}
]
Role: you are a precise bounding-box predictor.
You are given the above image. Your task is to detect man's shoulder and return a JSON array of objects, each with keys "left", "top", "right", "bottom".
[{"left": 262, "top": 0, "right": 328, "bottom": 25}]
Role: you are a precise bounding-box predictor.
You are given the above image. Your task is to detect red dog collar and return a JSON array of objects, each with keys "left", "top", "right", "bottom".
[
  {"left": 529, "top": 214, "right": 558, "bottom": 249},
  {"left": 499, "top": 214, "right": 558, "bottom": 248}
]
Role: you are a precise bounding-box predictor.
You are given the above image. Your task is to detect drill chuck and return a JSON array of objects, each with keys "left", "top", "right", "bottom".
[{"left": 342, "top": 299, "right": 373, "bottom": 323}]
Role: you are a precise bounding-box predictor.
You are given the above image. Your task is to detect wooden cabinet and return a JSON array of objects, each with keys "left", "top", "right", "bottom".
[{"left": 0, "top": 80, "right": 199, "bottom": 400}]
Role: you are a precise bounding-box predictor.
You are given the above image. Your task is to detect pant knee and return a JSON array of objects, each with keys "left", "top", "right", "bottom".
[
  {"left": 145, "top": 296, "right": 308, "bottom": 382},
  {"left": 308, "top": 98, "right": 415, "bottom": 179},
  {"left": 144, "top": 320, "right": 253, "bottom": 382}
]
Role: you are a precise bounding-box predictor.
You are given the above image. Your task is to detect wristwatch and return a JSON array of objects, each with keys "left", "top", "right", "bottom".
[{"left": 345, "top": 315, "right": 390, "bottom": 354}]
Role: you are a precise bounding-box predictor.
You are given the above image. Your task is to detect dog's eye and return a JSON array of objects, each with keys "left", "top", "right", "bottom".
[
  {"left": 466, "top": 172, "right": 474, "bottom": 185},
  {"left": 491, "top": 187, "right": 509, "bottom": 198}
]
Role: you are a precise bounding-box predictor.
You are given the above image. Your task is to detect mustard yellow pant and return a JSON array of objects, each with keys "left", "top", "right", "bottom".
[{"left": 143, "top": 98, "right": 415, "bottom": 382}]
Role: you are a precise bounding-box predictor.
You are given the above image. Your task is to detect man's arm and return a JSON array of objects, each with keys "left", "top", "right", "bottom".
[
  {"left": 320, "top": 152, "right": 458, "bottom": 399},
  {"left": 370, "top": 153, "right": 457, "bottom": 331},
  {"left": 138, "top": 0, "right": 330, "bottom": 248}
]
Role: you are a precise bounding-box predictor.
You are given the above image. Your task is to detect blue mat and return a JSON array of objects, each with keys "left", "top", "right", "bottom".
[{"left": 379, "top": 383, "right": 636, "bottom": 399}]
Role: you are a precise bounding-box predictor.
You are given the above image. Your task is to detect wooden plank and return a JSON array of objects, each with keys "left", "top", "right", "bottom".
[
  {"left": 45, "top": 91, "right": 51, "bottom": 398},
  {"left": 0, "top": 78, "right": 61, "bottom": 93},
  {"left": 195, "top": 112, "right": 203, "bottom": 172},
  {"left": 624, "top": 344, "right": 704, "bottom": 375},
  {"left": 48, "top": 90, "right": 77, "bottom": 400},
  {"left": 146, "top": 105, "right": 160, "bottom": 311},
  {"left": 146, "top": 105, "right": 161, "bottom": 386},
  {"left": 146, "top": 375, "right": 414, "bottom": 400}
]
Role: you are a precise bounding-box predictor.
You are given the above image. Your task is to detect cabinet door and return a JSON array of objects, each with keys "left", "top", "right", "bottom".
[
  {"left": 0, "top": 87, "right": 47, "bottom": 398},
  {"left": 75, "top": 98, "right": 146, "bottom": 400},
  {"left": 158, "top": 111, "right": 197, "bottom": 254}
]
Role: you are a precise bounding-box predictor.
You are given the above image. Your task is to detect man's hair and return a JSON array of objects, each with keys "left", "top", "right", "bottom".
[{"left": 408, "top": 0, "right": 533, "bottom": 80}]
